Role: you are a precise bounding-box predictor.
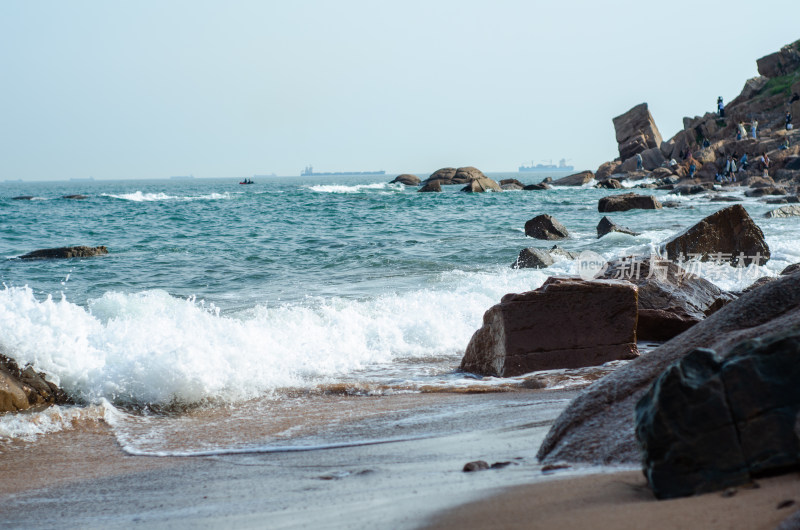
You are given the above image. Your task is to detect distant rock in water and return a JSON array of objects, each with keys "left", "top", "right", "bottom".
[
  {"left": 552, "top": 170, "right": 594, "bottom": 186},
  {"left": 596, "top": 216, "right": 639, "bottom": 238},
  {"left": 12, "top": 196, "right": 34, "bottom": 200},
  {"left": 1, "top": 354, "right": 69, "bottom": 413},
  {"left": 417, "top": 181, "right": 442, "bottom": 193},
  {"left": 662, "top": 204, "right": 770, "bottom": 266},
  {"left": 522, "top": 183, "right": 551, "bottom": 191},
  {"left": 524, "top": 214, "right": 569, "bottom": 240},
  {"left": 499, "top": 178, "right": 524, "bottom": 190},
  {"left": 511, "top": 246, "right": 578, "bottom": 269},
  {"left": 62, "top": 194, "right": 88, "bottom": 200},
  {"left": 460, "top": 278, "right": 639, "bottom": 377},
  {"left": 19, "top": 246, "right": 108, "bottom": 259},
  {"left": 390, "top": 174, "right": 421, "bottom": 186},
  {"left": 598, "top": 192, "right": 662, "bottom": 213},
  {"left": 764, "top": 205, "right": 800, "bottom": 218},
  {"left": 461, "top": 177, "right": 500, "bottom": 193},
  {"left": 423, "top": 166, "right": 486, "bottom": 186}
]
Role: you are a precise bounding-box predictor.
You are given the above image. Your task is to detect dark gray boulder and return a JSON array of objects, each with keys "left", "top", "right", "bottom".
[
  {"left": 524, "top": 215, "right": 569, "bottom": 240},
  {"left": 511, "top": 248, "right": 554, "bottom": 269},
  {"left": 12, "top": 196, "right": 34, "bottom": 200},
  {"left": 390, "top": 174, "right": 420, "bottom": 186},
  {"left": 522, "top": 183, "right": 551, "bottom": 191},
  {"left": 62, "top": 194, "right": 88, "bottom": 200},
  {"left": 598, "top": 192, "right": 662, "bottom": 213},
  {"left": 596, "top": 216, "right": 639, "bottom": 238}
]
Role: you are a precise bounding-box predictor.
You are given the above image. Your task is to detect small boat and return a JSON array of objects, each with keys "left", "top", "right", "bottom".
[{"left": 239, "top": 179, "right": 255, "bottom": 185}]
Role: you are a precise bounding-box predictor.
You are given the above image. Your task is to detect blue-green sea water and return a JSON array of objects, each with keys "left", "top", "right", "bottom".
[{"left": 0, "top": 174, "right": 797, "bottom": 453}]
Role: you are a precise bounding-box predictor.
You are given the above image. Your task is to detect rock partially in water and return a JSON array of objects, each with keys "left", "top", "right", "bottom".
[
  {"left": 463, "top": 461, "right": 490, "bottom": 472},
  {"left": 511, "top": 248, "right": 554, "bottom": 269},
  {"left": 552, "top": 170, "right": 594, "bottom": 186},
  {"left": 522, "top": 183, "right": 551, "bottom": 191},
  {"left": 765, "top": 205, "right": 800, "bottom": 218},
  {"left": 662, "top": 204, "right": 770, "bottom": 266},
  {"left": 19, "top": 246, "right": 108, "bottom": 259},
  {"left": 418, "top": 181, "right": 442, "bottom": 193},
  {"left": 390, "top": 174, "right": 420, "bottom": 186},
  {"left": 12, "top": 196, "right": 34, "bottom": 200},
  {"left": 0, "top": 354, "right": 69, "bottom": 413},
  {"left": 423, "top": 166, "right": 486, "bottom": 186},
  {"left": 62, "top": 194, "right": 88, "bottom": 200},
  {"left": 597, "top": 216, "right": 639, "bottom": 238},
  {"left": 524, "top": 214, "right": 569, "bottom": 240},
  {"left": 598, "top": 192, "right": 662, "bottom": 213},
  {"left": 461, "top": 177, "right": 501, "bottom": 193},
  {"left": 460, "top": 278, "right": 639, "bottom": 377}
]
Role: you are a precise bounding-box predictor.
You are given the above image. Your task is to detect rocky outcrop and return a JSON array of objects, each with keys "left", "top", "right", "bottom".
[
  {"left": 662, "top": 205, "right": 770, "bottom": 266},
  {"left": 524, "top": 214, "right": 569, "bottom": 240},
  {"left": 19, "top": 246, "right": 108, "bottom": 259},
  {"left": 537, "top": 272, "right": 800, "bottom": 465},
  {"left": 598, "top": 192, "right": 662, "bottom": 213},
  {"left": 12, "top": 196, "right": 34, "bottom": 200},
  {"left": 765, "top": 205, "right": 800, "bottom": 218},
  {"left": 522, "top": 183, "right": 551, "bottom": 191},
  {"left": 423, "top": 166, "right": 486, "bottom": 185},
  {"left": 636, "top": 333, "right": 800, "bottom": 499},
  {"left": 595, "top": 161, "right": 622, "bottom": 181},
  {"left": 1, "top": 354, "right": 69, "bottom": 413},
  {"left": 597, "top": 179, "right": 623, "bottom": 189},
  {"left": 418, "top": 181, "right": 442, "bottom": 193},
  {"left": 499, "top": 179, "right": 524, "bottom": 190},
  {"left": 600, "top": 257, "right": 735, "bottom": 341},
  {"left": 756, "top": 40, "right": 800, "bottom": 78},
  {"left": 613, "top": 103, "right": 663, "bottom": 161},
  {"left": 552, "top": 170, "right": 594, "bottom": 186},
  {"left": 390, "top": 174, "right": 420, "bottom": 186},
  {"left": 596, "top": 217, "right": 638, "bottom": 238},
  {"left": 62, "top": 194, "right": 88, "bottom": 200},
  {"left": 461, "top": 177, "right": 501, "bottom": 193},
  {"left": 460, "top": 278, "right": 639, "bottom": 377},
  {"left": 511, "top": 246, "right": 577, "bottom": 269}
]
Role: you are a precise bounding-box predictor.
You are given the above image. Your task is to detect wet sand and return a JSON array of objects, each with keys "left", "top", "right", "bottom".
[{"left": 425, "top": 470, "right": 800, "bottom": 530}]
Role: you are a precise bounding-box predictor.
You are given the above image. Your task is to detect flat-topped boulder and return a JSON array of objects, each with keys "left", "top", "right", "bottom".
[
  {"left": 19, "top": 246, "right": 108, "bottom": 259},
  {"left": 598, "top": 192, "right": 662, "bottom": 212},
  {"left": 552, "top": 170, "right": 594, "bottom": 186},
  {"left": 600, "top": 256, "right": 735, "bottom": 341},
  {"left": 524, "top": 214, "right": 569, "bottom": 240},
  {"left": 662, "top": 204, "right": 769, "bottom": 266},
  {"left": 613, "top": 103, "right": 663, "bottom": 160},
  {"left": 423, "top": 166, "right": 486, "bottom": 185},
  {"left": 461, "top": 177, "right": 501, "bottom": 193},
  {"left": 596, "top": 216, "right": 638, "bottom": 238},
  {"left": 62, "top": 194, "right": 88, "bottom": 200},
  {"left": 390, "top": 174, "right": 420, "bottom": 186},
  {"left": 460, "top": 278, "right": 639, "bottom": 377}
]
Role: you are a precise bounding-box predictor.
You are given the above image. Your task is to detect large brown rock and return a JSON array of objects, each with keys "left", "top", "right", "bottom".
[
  {"left": 600, "top": 257, "right": 735, "bottom": 341},
  {"left": 423, "top": 166, "right": 486, "bottom": 185},
  {"left": 662, "top": 204, "right": 770, "bottom": 266},
  {"left": 459, "top": 278, "right": 639, "bottom": 377},
  {"left": 613, "top": 103, "right": 663, "bottom": 160},
  {"left": 461, "top": 177, "right": 501, "bottom": 193},
  {"left": 537, "top": 272, "right": 800, "bottom": 465},
  {"left": 418, "top": 181, "right": 442, "bottom": 193},
  {"left": 390, "top": 174, "right": 420, "bottom": 186},
  {"left": 552, "top": 170, "right": 594, "bottom": 186},
  {"left": 756, "top": 40, "right": 800, "bottom": 78},
  {"left": 0, "top": 354, "right": 68, "bottom": 413},
  {"left": 19, "top": 246, "right": 108, "bottom": 259},
  {"left": 598, "top": 192, "right": 662, "bottom": 212},
  {"left": 595, "top": 161, "right": 622, "bottom": 181},
  {"left": 524, "top": 214, "right": 569, "bottom": 240}
]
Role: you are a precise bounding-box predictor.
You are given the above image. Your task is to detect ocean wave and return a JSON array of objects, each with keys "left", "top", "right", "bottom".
[
  {"left": 305, "top": 182, "right": 403, "bottom": 194},
  {"left": 101, "top": 191, "right": 233, "bottom": 202},
  {"left": 0, "top": 405, "right": 104, "bottom": 445}
]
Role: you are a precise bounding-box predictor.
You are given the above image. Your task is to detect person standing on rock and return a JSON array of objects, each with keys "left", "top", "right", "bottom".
[
  {"left": 717, "top": 96, "right": 725, "bottom": 118},
  {"left": 739, "top": 153, "right": 749, "bottom": 171},
  {"left": 751, "top": 120, "right": 758, "bottom": 139},
  {"left": 737, "top": 122, "right": 747, "bottom": 140},
  {"left": 636, "top": 153, "right": 643, "bottom": 171},
  {"left": 787, "top": 111, "right": 793, "bottom": 130},
  {"left": 760, "top": 152, "right": 770, "bottom": 177}
]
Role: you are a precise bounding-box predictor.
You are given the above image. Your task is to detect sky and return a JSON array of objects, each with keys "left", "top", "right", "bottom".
[{"left": 1, "top": 1, "right": 798, "bottom": 181}]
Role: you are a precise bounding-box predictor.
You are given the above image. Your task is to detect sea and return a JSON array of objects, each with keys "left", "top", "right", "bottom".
[{"left": 1, "top": 173, "right": 798, "bottom": 457}]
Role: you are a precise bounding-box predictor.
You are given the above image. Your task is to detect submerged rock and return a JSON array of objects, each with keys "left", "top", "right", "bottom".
[
  {"left": 417, "top": 181, "right": 442, "bottom": 193},
  {"left": 12, "top": 196, "right": 34, "bottom": 200},
  {"left": 522, "top": 183, "right": 551, "bottom": 191},
  {"left": 62, "top": 194, "right": 88, "bottom": 200},
  {"left": 19, "top": 246, "right": 108, "bottom": 259},
  {"left": 598, "top": 192, "right": 662, "bottom": 213},
  {"left": 0, "top": 354, "right": 69, "bottom": 413},
  {"left": 460, "top": 278, "right": 639, "bottom": 377},
  {"left": 662, "top": 204, "right": 770, "bottom": 266},
  {"left": 524, "top": 214, "right": 569, "bottom": 240}
]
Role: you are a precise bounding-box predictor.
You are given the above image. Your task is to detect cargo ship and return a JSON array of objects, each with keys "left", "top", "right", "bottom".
[
  {"left": 301, "top": 166, "right": 385, "bottom": 176},
  {"left": 518, "top": 159, "right": 573, "bottom": 172}
]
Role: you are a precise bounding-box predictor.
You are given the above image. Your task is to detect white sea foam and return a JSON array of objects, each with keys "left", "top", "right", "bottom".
[
  {"left": 102, "top": 191, "right": 232, "bottom": 202},
  {"left": 306, "top": 182, "right": 403, "bottom": 193},
  {"left": 0, "top": 405, "right": 104, "bottom": 445},
  {"left": 0, "top": 269, "right": 550, "bottom": 408}
]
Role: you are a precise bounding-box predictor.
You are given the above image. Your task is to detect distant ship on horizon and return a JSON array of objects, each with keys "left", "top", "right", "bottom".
[
  {"left": 301, "top": 165, "right": 385, "bottom": 177},
  {"left": 518, "top": 159, "right": 573, "bottom": 172}
]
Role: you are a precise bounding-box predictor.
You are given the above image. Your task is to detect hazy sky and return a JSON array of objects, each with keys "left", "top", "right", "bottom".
[{"left": 1, "top": 1, "right": 798, "bottom": 181}]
